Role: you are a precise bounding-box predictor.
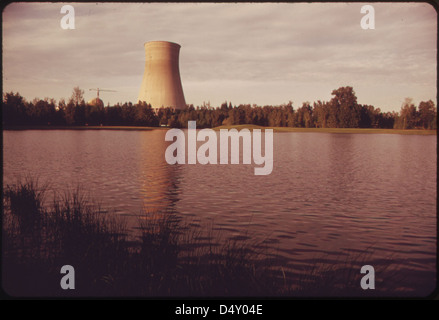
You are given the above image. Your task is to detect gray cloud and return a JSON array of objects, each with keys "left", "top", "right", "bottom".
[{"left": 2, "top": 2, "right": 436, "bottom": 111}]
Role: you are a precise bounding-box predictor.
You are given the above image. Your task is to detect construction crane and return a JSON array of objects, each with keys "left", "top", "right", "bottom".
[{"left": 89, "top": 88, "right": 116, "bottom": 99}]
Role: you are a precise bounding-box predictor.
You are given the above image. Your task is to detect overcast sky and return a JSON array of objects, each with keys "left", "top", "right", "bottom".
[{"left": 2, "top": 2, "right": 437, "bottom": 112}]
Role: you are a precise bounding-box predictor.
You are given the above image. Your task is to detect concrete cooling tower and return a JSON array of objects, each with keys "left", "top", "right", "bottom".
[{"left": 138, "top": 41, "right": 186, "bottom": 111}]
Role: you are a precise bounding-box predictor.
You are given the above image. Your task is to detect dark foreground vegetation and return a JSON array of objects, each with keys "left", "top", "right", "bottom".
[
  {"left": 2, "top": 179, "right": 283, "bottom": 297},
  {"left": 3, "top": 86, "right": 437, "bottom": 130},
  {"left": 2, "top": 179, "right": 421, "bottom": 297}
]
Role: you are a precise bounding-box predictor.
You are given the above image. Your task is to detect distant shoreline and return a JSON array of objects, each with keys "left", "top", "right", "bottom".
[
  {"left": 214, "top": 125, "right": 437, "bottom": 135},
  {"left": 2, "top": 125, "right": 437, "bottom": 135},
  {"left": 2, "top": 125, "right": 162, "bottom": 131}
]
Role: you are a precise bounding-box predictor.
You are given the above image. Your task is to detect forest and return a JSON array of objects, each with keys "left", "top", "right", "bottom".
[{"left": 2, "top": 86, "right": 437, "bottom": 130}]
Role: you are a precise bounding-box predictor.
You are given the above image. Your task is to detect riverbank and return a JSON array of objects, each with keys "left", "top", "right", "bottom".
[
  {"left": 2, "top": 125, "right": 162, "bottom": 131},
  {"left": 3, "top": 177, "right": 424, "bottom": 297},
  {"left": 214, "top": 125, "right": 437, "bottom": 135},
  {"left": 3, "top": 124, "right": 436, "bottom": 135},
  {"left": 2, "top": 179, "right": 283, "bottom": 297}
]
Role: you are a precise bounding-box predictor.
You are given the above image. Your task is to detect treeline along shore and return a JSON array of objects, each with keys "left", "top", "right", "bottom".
[{"left": 3, "top": 86, "right": 437, "bottom": 131}]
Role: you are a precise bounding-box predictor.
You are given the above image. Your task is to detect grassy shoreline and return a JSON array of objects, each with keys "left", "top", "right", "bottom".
[
  {"left": 3, "top": 124, "right": 437, "bottom": 135},
  {"left": 213, "top": 124, "right": 437, "bottom": 135},
  {"left": 2, "top": 125, "right": 162, "bottom": 131},
  {"left": 3, "top": 179, "right": 424, "bottom": 297},
  {"left": 2, "top": 179, "right": 283, "bottom": 297}
]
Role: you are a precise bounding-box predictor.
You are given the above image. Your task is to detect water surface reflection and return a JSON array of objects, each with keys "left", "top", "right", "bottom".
[{"left": 2, "top": 130, "right": 436, "bottom": 296}]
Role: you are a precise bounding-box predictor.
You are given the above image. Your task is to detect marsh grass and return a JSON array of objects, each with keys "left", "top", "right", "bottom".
[
  {"left": 4, "top": 178, "right": 47, "bottom": 232},
  {"left": 3, "top": 182, "right": 132, "bottom": 296},
  {"left": 2, "top": 179, "right": 278, "bottom": 296},
  {"left": 2, "top": 179, "right": 411, "bottom": 297}
]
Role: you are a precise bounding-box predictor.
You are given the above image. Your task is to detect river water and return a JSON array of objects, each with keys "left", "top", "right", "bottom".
[{"left": 2, "top": 129, "right": 436, "bottom": 296}]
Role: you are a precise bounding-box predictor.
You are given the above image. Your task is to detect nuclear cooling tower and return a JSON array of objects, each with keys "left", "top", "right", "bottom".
[{"left": 138, "top": 41, "right": 186, "bottom": 111}]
